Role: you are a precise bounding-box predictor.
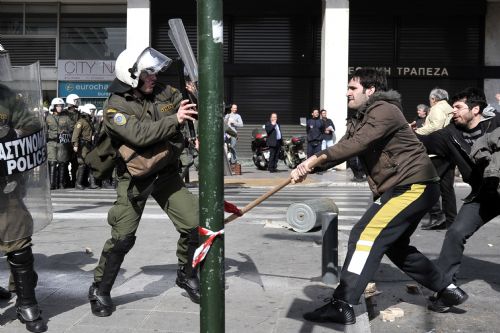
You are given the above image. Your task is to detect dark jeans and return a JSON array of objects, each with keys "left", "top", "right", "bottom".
[
  {"left": 307, "top": 141, "right": 322, "bottom": 158},
  {"left": 268, "top": 144, "right": 281, "bottom": 171},
  {"left": 430, "top": 157, "right": 457, "bottom": 226},
  {"left": 437, "top": 198, "right": 500, "bottom": 283}
]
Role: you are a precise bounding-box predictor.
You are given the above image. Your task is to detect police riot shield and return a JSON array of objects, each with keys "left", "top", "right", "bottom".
[{"left": 0, "top": 61, "right": 52, "bottom": 242}]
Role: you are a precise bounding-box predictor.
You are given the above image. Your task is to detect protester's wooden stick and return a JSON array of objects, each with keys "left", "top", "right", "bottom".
[{"left": 224, "top": 154, "right": 327, "bottom": 224}]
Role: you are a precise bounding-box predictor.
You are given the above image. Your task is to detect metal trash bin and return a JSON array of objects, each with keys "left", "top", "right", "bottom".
[{"left": 286, "top": 198, "right": 338, "bottom": 233}]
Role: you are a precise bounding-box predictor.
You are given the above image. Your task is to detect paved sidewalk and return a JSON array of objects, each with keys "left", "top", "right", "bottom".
[{"left": 0, "top": 160, "right": 497, "bottom": 333}]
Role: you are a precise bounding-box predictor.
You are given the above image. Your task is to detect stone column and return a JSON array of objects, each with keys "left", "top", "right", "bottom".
[
  {"left": 321, "top": 0, "right": 349, "bottom": 168},
  {"left": 485, "top": 2, "right": 500, "bottom": 106},
  {"left": 127, "top": 0, "right": 150, "bottom": 50}
]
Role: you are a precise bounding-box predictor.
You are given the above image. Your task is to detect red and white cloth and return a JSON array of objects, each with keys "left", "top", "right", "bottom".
[{"left": 192, "top": 226, "right": 224, "bottom": 268}]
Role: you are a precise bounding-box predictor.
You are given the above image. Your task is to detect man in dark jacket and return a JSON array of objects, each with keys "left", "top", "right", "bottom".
[
  {"left": 306, "top": 109, "right": 324, "bottom": 157},
  {"left": 290, "top": 68, "right": 467, "bottom": 325},
  {"left": 418, "top": 87, "right": 500, "bottom": 311},
  {"left": 265, "top": 112, "right": 282, "bottom": 173}
]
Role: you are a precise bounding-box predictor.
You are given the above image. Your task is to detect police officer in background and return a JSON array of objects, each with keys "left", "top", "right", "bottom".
[
  {"left": 88, "top": 46, "right": 200, "bottom": 317},
  {"left": 85, "top": 103, "right": 97, "bottom": 119},
  {"left": 72, "top": 104, "right": 98, "bottom": 189},
  {"left": 65, "top": 93, "right": 80, "bottom": 187},
  {"left": 0, "top": 43, "right": 48, "bottom": 332},
  {"left": 46, "top": 98, "right": 74, "bottom": 190}
]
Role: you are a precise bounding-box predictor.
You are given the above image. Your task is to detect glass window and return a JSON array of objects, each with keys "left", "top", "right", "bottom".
[
  {"left": 26, "top": 4, "right": 57, "bottom": 35},
  {"left": 0, "top": 3, "right": 23, "bottom": 35},
  {"left": 59, "top": 5, "right": 126, "bottom": 60}
]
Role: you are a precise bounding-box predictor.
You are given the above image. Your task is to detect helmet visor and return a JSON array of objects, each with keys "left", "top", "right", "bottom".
[
  {"left": 0, "top": 49, "right": 13, "bottom": 82},
  {"left": 136, "top": 47, "right": 172, "bottom": 75}
]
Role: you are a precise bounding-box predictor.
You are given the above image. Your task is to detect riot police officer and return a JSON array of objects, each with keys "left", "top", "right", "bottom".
[
  {"left": 72, "top": 104, "right": 97, "bottom": 189},
  {"left": 1, "top": 43, "right": 48, "bottom": 332},
  {"left": 88, "top": 47, "right": 200, "bottom": 317},
  {"left": 65, "top": 94, "right": 80, "bottom": 187},
  {"left": 46, "top": 98, "right": 74, "bottom": 189}
]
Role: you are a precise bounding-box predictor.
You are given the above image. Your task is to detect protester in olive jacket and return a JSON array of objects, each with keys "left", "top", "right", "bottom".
[
  {"left": 88, "top": 47, "right": 200, "bottom": 318},
  {"left": 290, "top": 68, "right": 467, "bottom": 325}
]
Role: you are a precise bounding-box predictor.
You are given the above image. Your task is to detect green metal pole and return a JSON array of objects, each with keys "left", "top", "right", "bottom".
[{"left": 198, "top": 0, "right": 225, "bottom": 332}]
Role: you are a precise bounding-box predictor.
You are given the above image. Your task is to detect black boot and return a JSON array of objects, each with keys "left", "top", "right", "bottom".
[
  {"left": 0, "top": 286, "right": 11, "bottom": 300},
  {"left": 48, "top": 162, "right": 57, "bottom": 190},
  {"left": 89, "top": 172, "right": 100, "bottom": 189},
  {"left": 8, "top": 247, "right": 47, "bottom": 333},
  {"left": 75, "top": 165, "right": 86, "bottom": 190},
  {"left": 57, "top": 163, "right": 67, "bottom": 189},
  {"left": 89, "top": 236, "right": 136, "bottom": 317},
  {"left": 303, "top": 297, "right": 356, "bottom": 325},
  {"left": 102, "top": 179, "right": 114, "bottom": 189},
  {"left": 175, "top": 228, "right": 200, "bottom": 304}
]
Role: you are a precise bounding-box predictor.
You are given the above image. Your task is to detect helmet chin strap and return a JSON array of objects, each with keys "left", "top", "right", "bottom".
[{"left": 128, "top": 63, "right": 138, "bottom": 80}]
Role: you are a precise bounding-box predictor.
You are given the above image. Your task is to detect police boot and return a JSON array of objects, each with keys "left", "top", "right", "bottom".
[
  {"left": 8, "top": 247, "right": 47, "bottom": 333},
  {"left": 89, "top": 236, "right": 136, "bottom": 317},
  {"left": 57, "top": 163, "right": 67, "bottom": 189},
  {"left": 0, "top": 286, "right": 12, "bottom": 300},
  {"left": 102, "top": 179, "right": 114, "bottom": 189},
  {"left": 48, "top": 162, "right": 57, "bottom": 190},
  {"left": 75, "top": 165, "right": 86, "bottom": 190},
  {"left": 88, "top": 173, "right": 100, "bottom": 189},
  {"left": 176, "top": 228, "right": 200, "bottom": 304}
]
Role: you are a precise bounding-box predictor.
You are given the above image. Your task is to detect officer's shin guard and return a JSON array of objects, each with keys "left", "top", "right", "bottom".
[
  {"left": 75, "top": 165, "right": 86, "bottom": 190},
  {"left": 89, "top": 235, "right": 136, "bottom": 317},
  {"left": 176, "top": 228, "right": 200, "bottom": 304},
  {"left": 7, "top": 247, "right": 47, "bottom": 333},
  {"left": 48, "top": 162, "right": 57, "bottom": 190}
]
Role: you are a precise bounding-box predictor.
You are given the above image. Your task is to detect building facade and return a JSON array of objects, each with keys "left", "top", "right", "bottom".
[{"left": 2, "top": 0, "right": 499, "bottom": 134}]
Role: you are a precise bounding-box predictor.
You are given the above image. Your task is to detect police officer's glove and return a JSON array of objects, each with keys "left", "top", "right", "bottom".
[{"left": 73, "top": 146, "right": 78, "bottom": 152}]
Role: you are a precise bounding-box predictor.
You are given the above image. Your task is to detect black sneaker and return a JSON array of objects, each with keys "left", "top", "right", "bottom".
[
  {"left": 428, "top": 286, "right": 468, "bottom": 313},
  {"left": 303, "top": 298, "right": 356, "bottom": 325},
  {"left": 421, "top": 215, "right": 446, "bottom": 230}
]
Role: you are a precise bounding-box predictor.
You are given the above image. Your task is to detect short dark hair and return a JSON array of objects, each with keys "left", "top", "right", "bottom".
[
  {"left": 450, "top": 87, "right": 487, "bottom": 113},
  {"left": 350, "top": 68, "right": 388, "bottom": 92}
]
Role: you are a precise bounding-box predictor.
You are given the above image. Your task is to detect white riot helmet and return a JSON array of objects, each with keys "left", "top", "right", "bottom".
[
  {"left": 49, "top": 97, "right": 65, "bottom": 112},
  {"left": 66, "top": 93, "right": 81, "bottom": 107},
  {"left": 110, "top": 47, "right": 172, "bottom": 92},
  {"left": 79, "top": 104, "right": 92, "bottom": 116},
  {"left": 84, "top": 103, "right": 96, "bottom": 114},
  {"left": 0, "top": 44, "right": 13, "bottom": 82}
]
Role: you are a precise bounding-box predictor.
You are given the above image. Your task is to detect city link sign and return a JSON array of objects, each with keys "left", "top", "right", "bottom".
[
  {"left": 58, "top": 60, "right": 115, "bottom": 81},
  {"left": 349, "top": 66, "right": 449, "bottom": 77}
]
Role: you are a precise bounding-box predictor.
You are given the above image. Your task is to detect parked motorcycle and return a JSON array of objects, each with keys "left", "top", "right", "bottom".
[
  {"left": 251, "top": 127, "right": 270, "bottom": 170},
  {"left": 224, "top": 134, "right": 237, "bottom": 165},
  {"left": 282, "top": 135, "right": 307, "bottom": 169}
]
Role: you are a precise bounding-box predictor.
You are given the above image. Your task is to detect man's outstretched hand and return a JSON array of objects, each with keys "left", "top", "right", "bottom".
[{"left": 290, "top": 155, "right": 318, "bottom": 184}]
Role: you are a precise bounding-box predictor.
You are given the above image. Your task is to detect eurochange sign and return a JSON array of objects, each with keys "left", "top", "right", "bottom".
[{"left": 58, "top": 81, "right": 111, "bottom": 98}]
